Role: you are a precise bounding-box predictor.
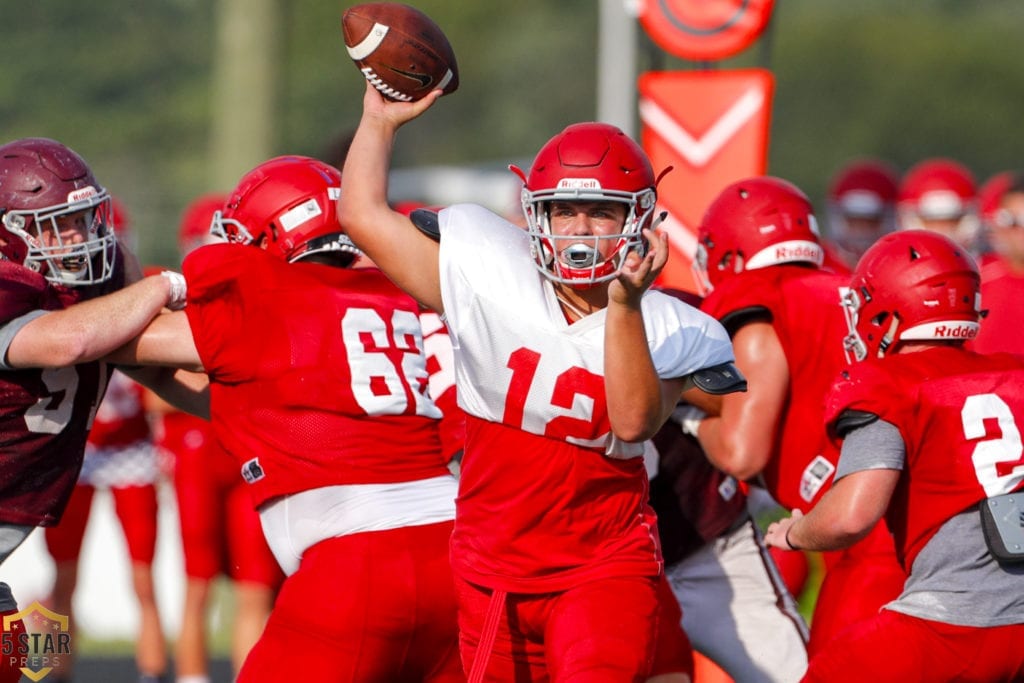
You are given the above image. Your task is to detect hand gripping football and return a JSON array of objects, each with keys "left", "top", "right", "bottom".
[{"left": 342, "top": 3, "right": 459, "bottom": 102}]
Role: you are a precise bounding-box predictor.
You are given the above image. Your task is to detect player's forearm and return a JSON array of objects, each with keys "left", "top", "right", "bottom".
[
  {"left": 7, "top": 274, "right": 178, "bottom": 369},
  {"left": 107, "top": 310, "right": 203, "bottom": 371},
  {"left": 121, "top": 366, "right": 209, "bottom": 419},
  {"left": 339, "top": 105, "right": 444, "bottom": 311},
  {"left": 604, "top": 302, "right": 665, "bottom": 442},
  {"left": 694, "top": 415, "right": 770, "bottom": 481}
]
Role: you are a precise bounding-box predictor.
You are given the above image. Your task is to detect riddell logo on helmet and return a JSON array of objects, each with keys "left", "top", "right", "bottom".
[
  {"left": 933, "top": 324, "right": 978, "bottom": 339},
  {"left": 67, "top": 187, "right": 98, "bottom": 203},
  {"left": 775, "top": 244, "right": 819, "bottom": 260},
  {"left": 903, "top": 320, "right": 980, "bottom": 341},
  {"left": 557, "top": 178, "right": 601, "bottom": 190}
]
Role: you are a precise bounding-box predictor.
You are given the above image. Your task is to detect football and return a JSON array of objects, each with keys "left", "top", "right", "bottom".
[{"left": 342, "top": 3, "right": 459, "bottom": 102}]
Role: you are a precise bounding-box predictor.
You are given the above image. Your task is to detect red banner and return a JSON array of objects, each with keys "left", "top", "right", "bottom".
[{"left": 639, "top": 68, "right": 774, "bottom": 292}]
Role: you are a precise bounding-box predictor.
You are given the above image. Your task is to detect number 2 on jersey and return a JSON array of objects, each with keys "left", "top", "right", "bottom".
[{"left": 962, "top": 393, "right": 1024, "bottom": 497}]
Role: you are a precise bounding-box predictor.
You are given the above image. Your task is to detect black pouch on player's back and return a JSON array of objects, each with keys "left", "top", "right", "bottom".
[{"left": 979, "top": 492, "right": 1024, "bottom": 564}]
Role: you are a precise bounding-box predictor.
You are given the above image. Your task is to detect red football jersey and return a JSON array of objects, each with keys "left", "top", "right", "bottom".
[
  {"left": 701, "top": 265, "right": 850, "bottom": 512},
  {"left": 972, "top": 257, "right": 1024, "bottom": 357},
  {"left": 0, "top": 259, "right": 124, "bottom": 526},
  {"left": 825, "top": 347, "right": 1024, "bottom": 569},
  {"left": 418, "top": 310, "right": 465, "bottom": 461},
  {"left": 183, "top": 245, "right": 449, "bottom": 507}
]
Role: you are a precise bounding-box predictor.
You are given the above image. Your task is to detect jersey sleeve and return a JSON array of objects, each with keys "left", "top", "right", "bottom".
[
  {"left": 182, "top": 244, "right": 252, "bottom": 382},
  {"left": 700, "top": 271, "right": 778, "bottom": 335},
  {"left": 824, "top": 360, "right": 917, "bottom": 446},
  {"left": 642, "top": 291, "right": 735, "bottom": 380}
]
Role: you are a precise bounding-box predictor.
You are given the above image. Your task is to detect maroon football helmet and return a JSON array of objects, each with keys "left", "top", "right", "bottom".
[
  {"left": 211, "top": 156, "right": 359, "bottom": 265},
  {"left": 510, "top": 122, "right": 662, "bottom": 288},
  {"left": 694, "top": 176, "right": 822, "bottom": 293},
  {"left": 841, "top": 230, "right": 981, "bottom": 362},
  {"left": 0, "top": 137, "right": 116, "bottom": 286}
]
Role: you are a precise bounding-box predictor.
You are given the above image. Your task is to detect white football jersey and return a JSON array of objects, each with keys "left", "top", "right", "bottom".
[{"left": 437, "top": 203, "right": 733, "bottom": 458}]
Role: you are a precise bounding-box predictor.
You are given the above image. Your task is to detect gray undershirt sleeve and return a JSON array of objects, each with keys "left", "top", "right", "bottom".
[
  {"left": 0, "top": 309, "right": 50, "bottom": 370},
  {"left": 835, "top": 417, "right": 906, "bottom": 481}
]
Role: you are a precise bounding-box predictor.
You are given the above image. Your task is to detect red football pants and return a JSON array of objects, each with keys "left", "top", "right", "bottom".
[
  {"left": 455, "top": 573, "right": 659, "bottom": 682},
  {"left": 237, "top": 522, "right": 462, "bottom": 683},
  {"left": 44, "top": 484, "right": 158, "bottom": 564},
  {"left": 807, "top": 519, "right": 906, "bottom": 656},
  {"left": 803, "top": 609, "right": 1024, "bottom": 682}
]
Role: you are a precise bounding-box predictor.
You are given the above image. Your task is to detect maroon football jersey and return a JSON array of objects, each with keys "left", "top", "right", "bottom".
[
  {"left": 183, "top": 244, "right": 450, "bottom": 507},
  {"left": 701, "top": 265, "right": 850, "bottom": 512},
  {"left": 825, "top": 347, "right": 1024, "bottom": 570},
  {"left": 0, "top": 259, "right": 123, "bottom": 526}
]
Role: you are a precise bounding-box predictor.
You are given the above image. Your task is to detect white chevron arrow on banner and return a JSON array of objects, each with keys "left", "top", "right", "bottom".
[{"left": 639, "top": 88, "right": 765, "bottom": 168}]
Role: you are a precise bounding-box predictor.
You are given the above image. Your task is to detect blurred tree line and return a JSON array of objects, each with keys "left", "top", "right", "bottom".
[{"left": 1, "top": 0, "right": 1022, "bottom": 266}]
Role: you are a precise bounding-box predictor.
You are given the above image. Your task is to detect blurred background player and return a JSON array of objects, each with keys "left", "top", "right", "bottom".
[
  {"left": 972, "top": 171, "right": 1024, "bottom": 357},
  {"left": 145, "top": 192, "right": 283, "bottom": 683},
  {"left": 115, "top": 156, "right": 463, "bottom": 682},
  {"left": 0, "top": 137, "right": 196, "bottom": 683},
  {"left": 824, "top": 158, "right": 900, "bottom": 271},
  {"left": 688, "top": 176, "right": 906, "bottom": 658},
  {"left": 42, "top": 198, "right": 169, "bottom": 683},
  {"left": 897, "top": 157, "right": 981, "bottom": 256},
  {"left": 766, "top": 230, "right": 1024, "bottom": 682}
]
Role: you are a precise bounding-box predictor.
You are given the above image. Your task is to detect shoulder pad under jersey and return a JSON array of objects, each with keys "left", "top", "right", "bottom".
[
  {"left": 410, "top": 208, "right": 440, "bottom": 242},
  {"left": 683, "top": 362, "right": 747, "bottom": 395}
]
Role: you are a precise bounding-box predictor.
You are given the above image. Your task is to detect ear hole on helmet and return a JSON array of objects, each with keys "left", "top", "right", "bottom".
[
  {"left": 871, "top": 311, "right": 889, "bottom": 327},
  {"left": 908, "top": 246, "right": 920, "bottom": 260}
]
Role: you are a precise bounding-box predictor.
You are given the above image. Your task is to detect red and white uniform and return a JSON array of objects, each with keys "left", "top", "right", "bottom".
[
  {"left": 182, "top": 243, "right": 461, "bottom": 682},
  {"left": 439, "top": 204, "right": 734, "bottom": 592},
  {"left": 972, "top": 256, "right": 1024, "bottom": 357},
  {"left": 700, "top": 264, "right": 905, "bottom": 655},
  {"left": 826, "top": 348, "right": 1024, "bottom": 570},
  {"left": 419, "top": 310, "right": 465, "bottom": 462},
  {"left": 437, "top": 204, "right": 733, "bottom": 681},
  {"left": 0, "top": 258, "right": 124, "bottom": 527},
  {"left": 807, "top": 346, "right": 1024, "bottom": 682}
]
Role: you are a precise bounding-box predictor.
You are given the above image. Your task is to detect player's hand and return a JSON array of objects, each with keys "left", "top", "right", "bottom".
[
  {"left": 608, "top": 227, "right": 668, "bottom": 307},
  {"left": 765, "top": 509, "right": 804, "bottom": 550},
  {"left": 361, "top": 81, "right": 441, "bottom": 129}
]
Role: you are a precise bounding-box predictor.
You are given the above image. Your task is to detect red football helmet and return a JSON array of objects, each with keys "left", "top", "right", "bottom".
[
  {"left": 0, "top": 137, "right": 116, "bottom": 286},
  {"left": 841, "top": 230, "right": 981, "bottom": 362},
  {"left": 897, "top": 158, "right": 979, "bottom": 248},
  {"left": 977, "top": 171, "right": 1015, "bottom": 227},
  {"left": 510, "top": 122, "right": 662, "bottom": 288},
  {"left": 694, "top": 176, "right": 822, "bottom": 293},
  {"left": 826, "top": 158, "right": 899, "bottom": 261},
  {"left": 211, "top": 156, "right": 359, "bottom": 265},
  {"left": 178, "top": 192, "right": 227, "bottom": 256}
]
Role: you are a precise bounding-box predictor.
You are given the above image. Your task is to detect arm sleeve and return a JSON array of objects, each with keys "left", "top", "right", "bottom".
[
  {"left": 0, "top": 310, "right": 50, "bottom": 370},
  {"left": 835, "top": 418, "right": 906, "bottom": 481}
]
